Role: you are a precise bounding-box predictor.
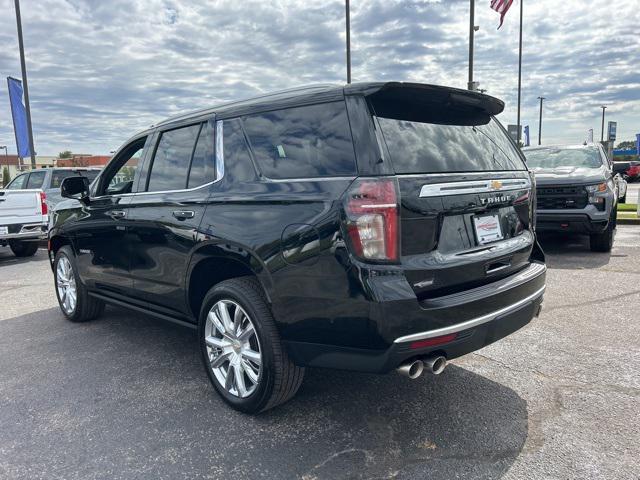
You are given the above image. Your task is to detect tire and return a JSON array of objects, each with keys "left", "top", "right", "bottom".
[
  {"left": 620, "top": 194, "right": 626, "bottom": 204},
  {"left": 198, "top": 277, "right": 304, "bottom": 414},
  {"left": 590, "top": 211, "right": 616, "bottom": 252},
  {"left": 54, "top": 246, "right": 105, "bottom": 322},
  {"left": 9, "top": 241, "right": 38, "bottom": 257}
]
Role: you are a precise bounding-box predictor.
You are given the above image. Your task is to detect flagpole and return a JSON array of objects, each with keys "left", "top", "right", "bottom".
[
  {"left": 345, "top": 0, "right": 351, "bottom": 84},
  {"left": 468, "top": 0, "right": 475, "bottom": 90},
  {"left": 13, "top": 0, "right": 36, "bottom": 168},
  {"left": 516, "top": 0, "right": 523, "bottom": 146}
]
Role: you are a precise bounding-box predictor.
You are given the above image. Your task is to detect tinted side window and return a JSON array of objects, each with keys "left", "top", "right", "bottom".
[
  {"left": 148, "top": 124, "right": 200, "bottom": 192},
  {"left": 26, "top": 170, "right": 46, "bottom": 189},
  {"left": 187, "top": 122, "right": 215, "bottom": 188},
  {"left": 243, "top": 101, "right": 357, "bottom": 179},
  {"left": 223, "top": 119, "right": 256, "bottom": 182},
  {"left": 7, "top": 173, "right": 28, "bottom": 189}
]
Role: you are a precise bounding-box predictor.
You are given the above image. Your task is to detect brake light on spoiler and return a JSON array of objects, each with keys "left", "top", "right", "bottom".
[{"left": 343, "top": 177, "right": 399, "bottom": 262}]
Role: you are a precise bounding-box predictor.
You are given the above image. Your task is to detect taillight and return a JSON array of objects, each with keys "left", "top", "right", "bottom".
[
  {"left": 40, "top": 191, "right": 48, "bottom": 215},
  {"left": 343, "top": 177, "right": 399, "bottom": 261}
]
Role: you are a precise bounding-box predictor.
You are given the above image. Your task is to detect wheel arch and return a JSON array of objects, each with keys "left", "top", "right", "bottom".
[
  {"left": 49, "top": 234, "right": 72, "bottom": 255},
  {"left": 185, "top": 242, "right": 274, "bottom": 320}
]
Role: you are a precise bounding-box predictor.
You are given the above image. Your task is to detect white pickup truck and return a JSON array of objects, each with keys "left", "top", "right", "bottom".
[{"left": 0, "top": 189, "right": 49, "bottom": 257}]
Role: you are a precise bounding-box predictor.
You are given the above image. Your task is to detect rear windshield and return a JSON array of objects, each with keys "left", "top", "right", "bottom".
[
  {"left": 523, "top": 147, "right": 603, "bottom": 169},
  {"left": 377, "top": 117, "right": 526, "bottom": 174},
  {"left": 51, "top": 169, "right": 100, "bottom": 188}
]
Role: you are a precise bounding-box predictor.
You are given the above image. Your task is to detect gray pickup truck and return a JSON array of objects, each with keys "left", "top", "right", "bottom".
[
  {"left": 523, "top": 144, "right": 628, "bottom": 252},
  {"left": 4, "top": 168, "right": 101, "bottom": 210},
  {"left": 1, "top": 168, "right": 100, "bottom": 257}
]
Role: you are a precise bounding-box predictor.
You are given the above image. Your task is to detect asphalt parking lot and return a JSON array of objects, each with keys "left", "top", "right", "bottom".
[{"left": 1, "top": 228, "right": 639, "bottom": 480}]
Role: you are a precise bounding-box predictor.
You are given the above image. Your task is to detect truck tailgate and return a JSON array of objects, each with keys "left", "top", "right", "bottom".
[{"left": 0, "top": 189, "right": 46, "bottom": 226}]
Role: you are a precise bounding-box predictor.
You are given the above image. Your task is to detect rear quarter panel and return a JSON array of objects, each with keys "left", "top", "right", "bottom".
[{"left": 198, "top": 175, "right": 380, "bottom": 347}]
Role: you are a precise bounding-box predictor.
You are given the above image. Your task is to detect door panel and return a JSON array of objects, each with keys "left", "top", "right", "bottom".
[
  {"left": 73, "top": 196, "right": 133, "bottom": 294},
  {"left": 127, "top": 189, "right": 208, "bottom": 314}
]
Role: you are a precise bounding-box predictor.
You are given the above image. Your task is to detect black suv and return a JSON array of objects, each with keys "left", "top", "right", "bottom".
[{"left": 49, "top": 82, "right": 546, "bottom": 413}]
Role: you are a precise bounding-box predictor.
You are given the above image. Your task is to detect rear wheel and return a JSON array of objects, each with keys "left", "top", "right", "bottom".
[
  {"left": 54, "top": 246, "right": 105, "bottom": 322},
  {"left": 589, "top": 211, "right": 616, "bottom": 252},
  {"left": 9, "top": 241, "right": 38, "bottom": 257},
  {"left": 199, "top": 277, "right": 304, "bottom": 414}
]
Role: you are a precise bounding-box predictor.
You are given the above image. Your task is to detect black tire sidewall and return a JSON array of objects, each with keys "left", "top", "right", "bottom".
[
  {"left": 198, "top": 280, "right": 277, "bottom": 413},
  {"left": 9, "top": 241, "right": 38, "bottom": 257}
]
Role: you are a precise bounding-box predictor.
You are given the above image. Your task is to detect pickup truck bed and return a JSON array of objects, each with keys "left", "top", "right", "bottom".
[{"left": 0, "top": 189, "right": 48, "bottom": 257}]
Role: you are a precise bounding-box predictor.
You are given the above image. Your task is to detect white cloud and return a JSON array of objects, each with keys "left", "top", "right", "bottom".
[{"left": 0, "top": 0, "right": 638, "bottom": 154}]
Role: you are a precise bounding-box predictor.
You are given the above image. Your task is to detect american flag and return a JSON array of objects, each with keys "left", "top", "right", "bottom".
[{"left": 490, "top": 0, "right": 514, "bottom": 29}]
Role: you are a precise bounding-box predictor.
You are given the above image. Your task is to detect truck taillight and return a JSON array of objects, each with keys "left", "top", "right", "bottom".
[
  {"left": 40, "top": 191, "right": 48, "bottom": 215},
  {"left": 343, "top": 177, "right": 399, "bottom": 262}
]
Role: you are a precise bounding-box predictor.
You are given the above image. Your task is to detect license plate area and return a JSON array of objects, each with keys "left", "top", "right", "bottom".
[{"left": 473, "top": 214, "right": 503, "bottom": 245}]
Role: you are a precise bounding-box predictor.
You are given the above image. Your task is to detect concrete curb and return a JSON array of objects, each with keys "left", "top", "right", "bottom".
[{"left": 617, "top": 217, "right": 640, "bottom": 225}]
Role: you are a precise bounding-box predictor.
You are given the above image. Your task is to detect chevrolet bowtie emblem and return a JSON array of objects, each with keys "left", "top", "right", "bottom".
[{"left": 490, "top": 180, "right": 503, "bottom": 190}]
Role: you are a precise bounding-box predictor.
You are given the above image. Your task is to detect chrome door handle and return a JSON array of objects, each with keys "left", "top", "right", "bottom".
[
  {"left": 111, "top": 210, "right": 127, "bottom": 219},
  {"left": 172, "top": 210, "right": 195, "bottom": 220}
]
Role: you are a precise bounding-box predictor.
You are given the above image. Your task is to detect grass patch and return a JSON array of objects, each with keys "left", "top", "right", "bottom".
[{"left": 619, "top": 203, "right": 638, "bottom": 212}]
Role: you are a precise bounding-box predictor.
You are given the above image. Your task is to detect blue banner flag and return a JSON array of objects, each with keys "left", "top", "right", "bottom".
[
  {"left": 7, "top": 76, "right": 31, "bottom": 158},
  {"left": 523, "top": 125, "right": 530, "bottom": 147},
  {"left": 636, "top": 134, "right": 640, "bottom": 157}
]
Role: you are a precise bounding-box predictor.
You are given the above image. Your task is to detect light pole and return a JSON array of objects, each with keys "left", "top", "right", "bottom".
[
  {"left": 0, "top": 146, "right": 8, "bottom": 186},
  {"left": 516, "top": 0, "right": 524, "bottom": 145},
  {"left": 537, "top": 96, "right": 545, "bottom": 145},
  {"left": 468, "top": 0, "right": 479, "bottom": 90},
  {"left": 600, "top": 105, "right": 607, "bottom": 142}
]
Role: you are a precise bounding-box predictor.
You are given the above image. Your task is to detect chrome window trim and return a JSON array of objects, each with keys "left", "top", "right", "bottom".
[
  {"left": 419, "top": 177, "right": 531, "bottom": 197},
  {"left": 394, "top": 285, "right": 546, "bottom": 344},
  {"left": 91, "top": 120, "right": 224, "bottom": 199},
  {"left": 215, "top": 119, "right": 224, "bottom": 180},
  {"left": 263, "top": 175, "right": 357, "bottom": 183}
]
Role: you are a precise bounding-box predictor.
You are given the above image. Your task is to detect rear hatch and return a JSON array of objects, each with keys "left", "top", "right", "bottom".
[
  {"left": 0, "top": 189, "right": 46, "bottom": 228},
  {"left": 368, "top": 84, "right": 536, "bottom": 299}
]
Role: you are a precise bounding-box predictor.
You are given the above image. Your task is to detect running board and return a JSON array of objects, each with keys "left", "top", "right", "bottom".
[{"left": 88, "top": 292, "right": 197, "bottom": 330}]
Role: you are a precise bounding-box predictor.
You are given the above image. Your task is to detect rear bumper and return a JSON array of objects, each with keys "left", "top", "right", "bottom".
[
  {"left": 536, "top": 213, "right": 608, "bottom": 234},
  {"left": 0, "top": 223, "right": 48, "bottom": 242},
  {"left": 285, "top": 261, "right": 546, "bottom": 373}
]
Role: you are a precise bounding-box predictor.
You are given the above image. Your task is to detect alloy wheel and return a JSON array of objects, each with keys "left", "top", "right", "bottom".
[
  {"left": 56, "top": 256, "right": 77, "bottom": 314},
  {"left": 204, "top": 299, "right": 262, "bottom": 398}
]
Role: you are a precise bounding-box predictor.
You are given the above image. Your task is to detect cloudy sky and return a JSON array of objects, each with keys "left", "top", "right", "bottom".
[{"left": 0, "top": 0, "right": 638, "bottom": 155}]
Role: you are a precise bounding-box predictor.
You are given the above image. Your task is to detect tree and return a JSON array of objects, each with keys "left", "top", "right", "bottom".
[
  {"left": 616, "top": 141, "right": 635, "bottom": 150},
  {"left": 58, "top": 150, "right": 73, "bottom": 159},
  {"left": 2, "top": 167, "right": 10, "bottom": 187}
]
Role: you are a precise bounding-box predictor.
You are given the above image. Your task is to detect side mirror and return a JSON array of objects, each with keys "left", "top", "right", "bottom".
[
  {"left": 61, "top": 176, "right": 90, "bottom": 202},
  {"left": 612, "top": 162, "right": 630, "bottom": 175}
]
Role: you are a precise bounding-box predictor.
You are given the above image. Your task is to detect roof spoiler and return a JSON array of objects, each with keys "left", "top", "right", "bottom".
[{"left": 345, "top": 82, "right": 505, "bottom": 116}]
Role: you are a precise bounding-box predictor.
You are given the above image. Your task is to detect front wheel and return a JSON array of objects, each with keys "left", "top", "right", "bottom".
[
  {"left": 54, "top": 246, "right": 105, "bottom": 322},
  {"left": 199, "top": 277, "right": 304, "bottom": 414},
  {"left": 620, "top": 194, "right": 626, "bottom": 204},
  {"left": 590, "top": 211, "right": 616, "bottom": 252},
  {"left": 9, "top": 240, "right": 38, "bottom": 257}
]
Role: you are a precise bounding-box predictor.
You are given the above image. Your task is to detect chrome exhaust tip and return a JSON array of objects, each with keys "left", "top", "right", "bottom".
[
  {"left": 397, "top": 359, "right": 424, "bottom": 379},
  {"left": 423, "top": 355, "right": 447, "bottom": 375}
]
